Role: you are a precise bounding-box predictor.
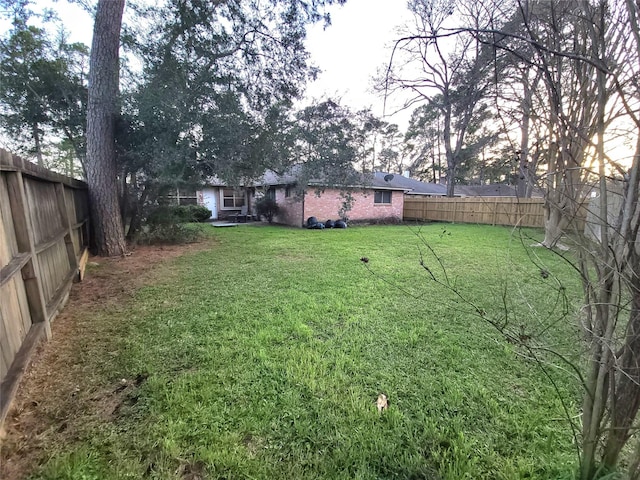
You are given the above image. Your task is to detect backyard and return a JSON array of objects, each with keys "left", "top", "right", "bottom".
[{"left": 1, "top": 224, "right": 585, "bottom": 479}]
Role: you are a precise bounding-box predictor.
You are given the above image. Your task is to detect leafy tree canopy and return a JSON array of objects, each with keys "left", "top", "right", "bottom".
[
  {"left": 0, "top": 14, "right": 88, "bottom": 167},
  {"left": 112, "top": 0, "right": 347, "bottom": 235}
]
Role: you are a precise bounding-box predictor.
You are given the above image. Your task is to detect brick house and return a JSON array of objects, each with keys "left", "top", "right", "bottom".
[
  {"left": 257, "top": 170, "right": 407, "bottom": 227},
  {"left": 196, "top": 170, "right": 408, "bottom": 226},
  {"left": 197, "top": 177, "right": 250, "bottom": 221}
]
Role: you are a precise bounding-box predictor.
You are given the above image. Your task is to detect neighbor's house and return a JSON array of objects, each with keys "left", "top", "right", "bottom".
[
  {"left": 455, "top": 184, "right": 519, "bottom": 197},
  {"left": 196, "top": 170, "right": 408, "bottom": 227},
  {"left": 373, "top": 171, "right": 455, "bottom": 197},
  {"left": 454, "top": 184, "right": 544, "bottom": 197},
  {"left": 374, "top": 171, "right": 542, "bottom": 198}
]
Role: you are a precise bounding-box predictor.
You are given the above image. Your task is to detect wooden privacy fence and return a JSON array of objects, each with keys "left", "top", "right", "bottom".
[
  {"left": 0, "top": 149, "right": 89, "bottom": 424},
  {"left": 403, "top": 196, "right": 546, "bottom": 227}
]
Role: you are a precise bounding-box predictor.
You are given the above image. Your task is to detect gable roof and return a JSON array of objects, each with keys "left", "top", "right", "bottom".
[
  {"left": 373, "top": 172, "right": 449, "bottom": 196},
  {"left": 202, "top": 176, "right": 227, "bottom": 187},
  {"left": 259, "top": 167, "right": 407, "bottom": 191},
  {"left": 259, "top": 169, "right": 297, "bottom": 186}
]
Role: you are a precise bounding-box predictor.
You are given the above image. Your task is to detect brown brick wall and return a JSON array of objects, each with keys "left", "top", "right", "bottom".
[
  {"left": 201, "top": 186, "right": 404, "bottom": 226},
  {"left": 304, "top": 188, "right": 403, "bottom": 224}
]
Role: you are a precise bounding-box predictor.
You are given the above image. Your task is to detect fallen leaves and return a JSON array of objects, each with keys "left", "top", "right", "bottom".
[{"left": 376, "top": 393, "right": 388, "bottom": 413}]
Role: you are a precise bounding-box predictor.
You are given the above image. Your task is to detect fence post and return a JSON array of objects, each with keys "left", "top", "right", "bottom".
[
  {"left": 55, "top": 183, "right": 79, "bottom": 273},
  {"left": 491, "top": 199, "right": 497, "bottom": 226}
]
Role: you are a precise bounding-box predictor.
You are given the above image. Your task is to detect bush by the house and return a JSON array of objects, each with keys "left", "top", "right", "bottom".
[
  {"left": 174, "top": 205, "right": 211, "bottom": 222},
  {"left": 141, "top": 205, "right": 209, "bottom": 245},
  {"left": 256, "top": 197, "right": 280, "bottom": 223},
  {"left": 147, "top": 205, "right": 211, "bottom": 225}
]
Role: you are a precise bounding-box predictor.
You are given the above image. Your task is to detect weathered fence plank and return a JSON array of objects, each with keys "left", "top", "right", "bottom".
[
  {"left": 403, "top": 196, "right": 546, "bottom": 228},
  {"left": 4, "top": 170, "right": 49, "bottom": 337},
  {"left": 0, "top": 148, "right": 90, "bottom": 426}
]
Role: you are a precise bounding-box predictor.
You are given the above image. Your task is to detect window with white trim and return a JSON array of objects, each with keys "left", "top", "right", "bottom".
[
  {"left": 374, "top": 190, "right": 392, "bottom": 204},
  {"left": 221, "top": 188, "right": 245, "bottom": 209}
]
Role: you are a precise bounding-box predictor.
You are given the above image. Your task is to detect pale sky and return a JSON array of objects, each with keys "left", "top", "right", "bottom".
[
  {"left": 303, "top": 0, "right": 413, "bottom": 128},
  {"left": 31, "top": 0, "right": 414, "bottom": 128},
  {"left": 10, "top": 1, "right": 636, "bottom": 169}
]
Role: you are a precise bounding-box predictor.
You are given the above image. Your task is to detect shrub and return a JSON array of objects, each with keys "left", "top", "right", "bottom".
[
  {"left": 147, "top": 205, "right": 211, "bottom": 225},
  {"left": 256, "top": 197, "right": 280, "bottom": 223},
  {"left": 182, "top": 205, "right": 212, "bottom": 223},
  {"left": 146, "top": 206, "right": 179, "bottom": 226},
  {"left": 142, "top": 205, "right": 209, "bottom": 245}
]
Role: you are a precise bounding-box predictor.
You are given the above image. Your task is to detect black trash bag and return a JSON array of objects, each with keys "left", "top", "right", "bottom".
[
  {"left": 325, "top": 219, "right": 335, "bottom": 228},
  {"left": 334, "top": 220, "right": 347, "bottom": 228},
  {"left": 306, "top": 216, "right": 318, "bottom": 228}
]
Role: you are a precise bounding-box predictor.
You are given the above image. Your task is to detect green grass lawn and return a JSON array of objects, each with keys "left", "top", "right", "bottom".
[{"left": 34, "top": 224, "right": 585, "bottom": 480}]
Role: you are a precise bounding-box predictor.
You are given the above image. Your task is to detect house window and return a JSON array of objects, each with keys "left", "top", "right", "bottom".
[
  {"left": 285, "top": 186, "right": 292, "bottom": 198},
  {"left": 374, "top": 190, "right": 392, "bottom": 204},
  {"left": 266, "top": 188, "right": 276, "bottom": 200},
  {"left": 166, "top": 189, "right": 198, "bottom": 206},
  {"left": 222, "top": 188, "right": 245, "bottom": 209}
]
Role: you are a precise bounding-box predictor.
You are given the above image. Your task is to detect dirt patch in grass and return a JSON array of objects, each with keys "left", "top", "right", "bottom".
[
  {"left": 0, "top": 240, "right": 214, "bottom": 480},
  {"left": 176, "top": 460, "right": 207, "bottom": 480}
]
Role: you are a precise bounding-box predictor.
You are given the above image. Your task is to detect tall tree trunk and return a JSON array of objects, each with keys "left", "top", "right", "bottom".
[
  {"left": 126, "top": 177, "right": 149, "bottom": 241},
  {"left": 630, "top": 437, "right": 640, "bottom": 480},
  {"left": 86, "top": 0, "right": 127, "bottom": 256},
  {"left": 436, "top": 118, "right": 443, "bottom": 184},
  {"left": 62, "top": 125, "right": 87, "bottom": 175},
  {"left": 541, "top": 124, "right": 568, "bottom": 248},
  {"left": 443, "top": 104, "right": 456, "bottom": 197},
  {"left": 32, "top": 122, "right": 43, "bottom": 167},
  {"left": 602, "top": 285, "right": 640, "bottom": 468},
  {"left": 543, "top": 201, "right": 566, "bottom": 246},
  {"left": 517, "top": 69, "right": 534, "bottom": 198},
  {"left": 602, "top": 126, "right": 640, "bottom": 472}
]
